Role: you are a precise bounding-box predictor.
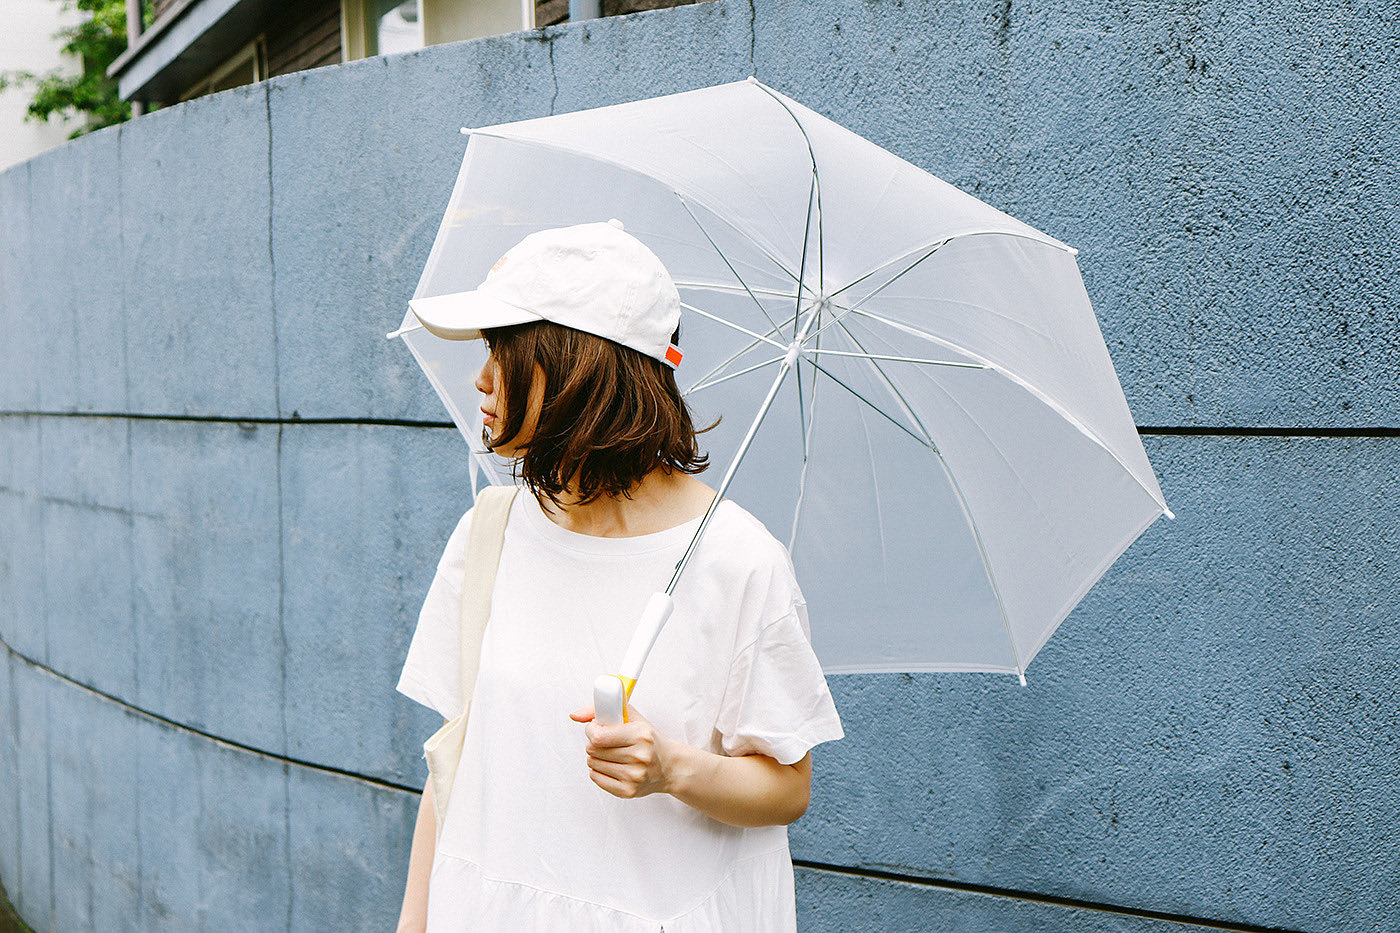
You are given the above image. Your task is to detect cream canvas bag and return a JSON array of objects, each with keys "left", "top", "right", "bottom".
[{"left": 422, "top": 484, "right": 519, "bottom": 838}]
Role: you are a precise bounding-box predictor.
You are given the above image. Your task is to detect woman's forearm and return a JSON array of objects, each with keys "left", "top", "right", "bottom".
[
  {"left": 661, "top": 742, "right": 811, "bottom": 828},
  {"left": 574, "top": 704, "right": 813, "bottom": 827},
  {"left": 397, "top": 777, "right": 436, "bottom": 933}
]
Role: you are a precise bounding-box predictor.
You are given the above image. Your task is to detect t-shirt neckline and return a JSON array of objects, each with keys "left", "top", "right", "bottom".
[{"left": 514, "top": 489, "right": 717, "bottom": 556}]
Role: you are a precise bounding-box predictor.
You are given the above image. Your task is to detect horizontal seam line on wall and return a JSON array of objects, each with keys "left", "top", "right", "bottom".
[
  {"left": 791, "top": 859, "right": 1302, "bottom": 933},
  {"left": 1, "top": 636, "right": 422, "bottom": 796},
  {"left": 0, "top": 646, "right": 1321, "bottom": 933},
  {"left": 0, "top": 410, "right": 456, "bottom": 429},
  {"left": 1137, "top": 425, "right": 1400, "bottom": 438},
  {"left": 2, "top": 410, "right": 1398, "bottom": 437}
]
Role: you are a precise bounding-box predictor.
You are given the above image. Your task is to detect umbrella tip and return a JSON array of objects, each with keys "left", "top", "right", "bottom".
[
  {"left": 1018, "top": 670, "right": 1027, "bottom": 687},
  {"left": 460, "top": 126, "right": 473, "bottom": 135},
  {"left": 1164, "top": 506, "right": 1176, "bottom": 520},
  {"left": 386, "top": 321, "right": 425, "bottom": 340},
  {"left": 746, "top": 75, "right": 758, "bottom": 84}
]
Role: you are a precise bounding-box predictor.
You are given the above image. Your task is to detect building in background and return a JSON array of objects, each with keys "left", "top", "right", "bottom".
[
  {"left": 107, "top": 0, "right": 704, "bottom": 108},
  {"left": 0, "top": 0, "right": 88, "bottom": 173}
]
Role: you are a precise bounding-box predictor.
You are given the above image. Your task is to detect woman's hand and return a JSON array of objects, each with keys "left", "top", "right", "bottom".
[
  {"left": 568, "top": 703, "right": 813, "bottom": 827},
  {"left": 569, "top": 704, "right": 674, "bottom": 799}
]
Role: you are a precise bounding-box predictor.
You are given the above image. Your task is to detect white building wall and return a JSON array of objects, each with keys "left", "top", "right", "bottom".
[{"left": 1, "top": 0, "right": 89, "bottom": 173}]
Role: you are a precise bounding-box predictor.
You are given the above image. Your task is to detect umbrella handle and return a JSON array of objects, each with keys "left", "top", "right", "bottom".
[
  {"left": 592, "top": 674, "right": 631, "bottom": 725},
  {"left": 591, "top": 593, "right": 675, "bottom": 725}
]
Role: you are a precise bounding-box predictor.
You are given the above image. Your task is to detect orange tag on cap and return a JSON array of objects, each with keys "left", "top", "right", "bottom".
[
  {"left": 665, "top": 345, "right": 683, "bottom": 368},
  {"left": 490, "top": 254, "right": 508, "bottom": 273}
]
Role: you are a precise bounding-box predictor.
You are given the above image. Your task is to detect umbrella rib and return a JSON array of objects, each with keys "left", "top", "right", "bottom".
[
  {"left": 791, "top": 318, "right": 812, "bottom": 537},
  {"left": 399, "top": 330, "right": 495, "bottom": 472},
  {"left": 805, "top": 348, "right": 985, "bottom": 369},
  {"left": 794, "top": 173, "right": 817, "bottom": 340},
  {"left": 816, "top": 144, "right": 824, "bottom": 306},
  {"left": 802, "top": 297, "right": 861, "bottom": 346},
  {"left": 795, "top": 340, "right": 807, "bottom": 454},
  {"left": 787, "top": 300, "right": 825, "bottom": 550},
  {"left": 751, "top": 80, "right": 825, "bottom": 304},
  {"left": 615, "top": 225, "right": 800, "bottom": 293},
  {"left": 787, "top": 352, "right": 824, "bottom": 552},
  {"left": 803, "top": 357, "right": 932, "bottom": 450},
  {"left": 830, "top": 319, "right": 939, "bottom": 448},
  {"left": 464, "top": 128, "right": 809, "bottom": 293},
  {"left": 679, "top": 200, "right": 788, "bottom": 337},
  {"left": 681, "top": 302, "right": 788, "bottom": 350},
  {"left": 795, "top": 301, "right": 824, "bottom": 464},
  {"left": 849, "top": 241, "right": 951, "bottom": 309},
  {"left": 685, "top": 354, "right": 787, "bottom": 394},
  {"left": 827, "top": 230, "right": 1078, "bottom": 305},
  {"left": 675, "top": 199, "right": 813, "bottom": 296},
  {"left": 685, "top": 336, "right": 769, "bottom": 392},
  {"left": 828, "top": 324, "right": 1028, "bottom": 681},
  {"left": 684, "top": 334, "right": 775, "bottom": 393},
  {"left": 789, "top": 353, "right": 809, "bottom": 545},
  {"left": 804, "top": 241, "right": 948, "bottom": 346},
  {"left": 675, "top": 281, "right": 801, "bottom": 300},
  {"left": 827, "top": 240, "right": 946, "bottom": 304},
  {"left": 851, "top": 389, "right": 892, "bottom": 597},
  {"left": 929, "top": 436, "right": 1028, "bottom": 684},
  {"left": 806, "top": 306, "right": 824, "bottom": 438},
  {"left": 842, "top": 305, "right": 1171, "bottom": 515},
  {"left": 681, "top": 304, "right": 804, "bottom": 395}
]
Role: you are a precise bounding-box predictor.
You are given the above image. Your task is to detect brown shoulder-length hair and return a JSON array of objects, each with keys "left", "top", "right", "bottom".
[{"left": 481, "top": 320, "right": 714, "bottom": 507}]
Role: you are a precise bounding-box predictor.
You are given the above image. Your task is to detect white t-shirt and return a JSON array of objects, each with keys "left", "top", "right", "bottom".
[{"left": 397, "top": 490, "right": 844, "bottom": 931}]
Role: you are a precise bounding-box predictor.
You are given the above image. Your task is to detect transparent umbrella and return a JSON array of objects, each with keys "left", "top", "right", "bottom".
[{"left": 388, "top": 77, "right": 1172, "bottom": 714}]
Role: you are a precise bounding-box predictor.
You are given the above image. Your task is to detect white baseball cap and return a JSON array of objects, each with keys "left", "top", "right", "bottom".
[{"left": 408, "top": 219, "right": 684, "bottom": 369}]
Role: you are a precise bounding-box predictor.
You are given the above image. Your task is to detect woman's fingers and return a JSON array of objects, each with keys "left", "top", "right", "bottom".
[
  {"left": 577, "top": 703, "right": 664, "bottom": 798},
  {"left": 584, "top": 721, "right": 645, "bottom": 748},
  {"left": 585, "top": 739, "right": 655, "bottom": 765},
  {"left": 586, "top": 754, "right": 646, "bottom": 785},
  {"left": 585, "top": 743, "right": 632, "bottom": 763},
  {"left": 576, "top": 700, "right": 669, "bottom": 795},
  {"left": 584, "top": 725, "right": 653, "bottom": 759},
  {"left": 583, "top": 703, "right": 651, "bottom": 743},
  {"left": 587, "top": 768, "right": 642, "bottom": 799}
]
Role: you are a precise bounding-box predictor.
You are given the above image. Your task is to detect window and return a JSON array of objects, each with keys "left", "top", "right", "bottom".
[
  {"left": 342, "top": 0, "right": 533, "bottom": 60},
  {"left": 372, "top": 0, "right": 424, "bottom": 56},
  {"left": 180, "top": 37, "right": 266, "bottom": 101}
]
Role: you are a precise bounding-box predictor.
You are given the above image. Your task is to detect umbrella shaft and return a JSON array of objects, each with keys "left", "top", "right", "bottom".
[
  {"left": 667, "top": 300, "right": 824, "bottom": 595},
  {"left": 666, "top": 346, "right": 799, "bottom": 595}
]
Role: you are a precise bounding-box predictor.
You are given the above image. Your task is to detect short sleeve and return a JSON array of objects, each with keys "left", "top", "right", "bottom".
[
  {"left": 715, "top": 594, "right": 844, "bottom": 766},
  {"left": 395, "top": 507, "right": 473, "bottom": 721}
]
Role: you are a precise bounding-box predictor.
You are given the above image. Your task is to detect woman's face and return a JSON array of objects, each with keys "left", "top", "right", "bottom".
[{"left": 475, "top": 347, "right": 545, "bottom": 458}]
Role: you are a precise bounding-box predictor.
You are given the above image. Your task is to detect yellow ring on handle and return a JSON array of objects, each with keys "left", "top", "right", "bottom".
[{"left": 620, "top": 676, "right": 637, "bottom": 723}]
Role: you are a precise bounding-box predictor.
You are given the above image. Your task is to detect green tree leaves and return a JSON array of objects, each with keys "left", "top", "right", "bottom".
[{"left": 0, "top": 0, "right": 151, "bottom": 139}]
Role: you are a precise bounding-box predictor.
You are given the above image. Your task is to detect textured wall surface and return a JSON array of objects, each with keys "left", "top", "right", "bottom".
[{"left": 1, "top": 0, "right": 1396, "bottom": 930}]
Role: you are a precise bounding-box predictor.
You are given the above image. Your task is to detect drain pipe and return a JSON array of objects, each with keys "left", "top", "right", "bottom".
[
  {"left": 569, "top": 0, "right": 601, "bottom": 20},
  {"left": 125, "top": 0, "right": 145, "bottom": 116}
]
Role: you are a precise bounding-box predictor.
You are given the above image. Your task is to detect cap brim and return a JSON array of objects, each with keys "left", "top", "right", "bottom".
[{"left": 408, "top": 289, "right": 543, "bottom": 341}]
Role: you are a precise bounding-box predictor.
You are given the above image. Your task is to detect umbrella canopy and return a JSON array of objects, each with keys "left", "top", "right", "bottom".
[{"left": 391, "top": 77, "right": 1171, "bottom": 682}]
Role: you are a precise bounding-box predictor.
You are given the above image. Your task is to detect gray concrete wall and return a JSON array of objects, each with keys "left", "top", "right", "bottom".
[{"left": 1, "top": 0, "right": 1396, "bottom": 929}]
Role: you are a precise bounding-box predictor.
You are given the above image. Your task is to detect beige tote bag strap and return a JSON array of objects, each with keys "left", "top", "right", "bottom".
[
  {"left": 423, "top": 483, "right": 521, "bottom": 839},
  {"left": 457, "top": 484, "right": 520, "bottom": 711}
]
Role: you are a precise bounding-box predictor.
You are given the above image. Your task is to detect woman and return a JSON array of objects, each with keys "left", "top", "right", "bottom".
[{"left": 395, "top": 220, "right": 843, "bottom": 931}]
